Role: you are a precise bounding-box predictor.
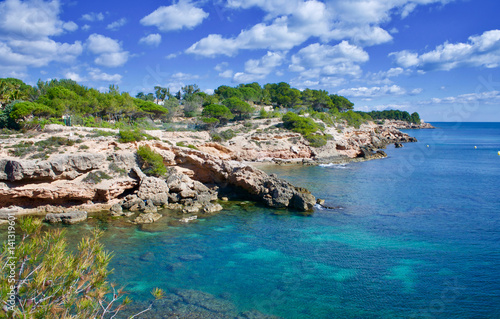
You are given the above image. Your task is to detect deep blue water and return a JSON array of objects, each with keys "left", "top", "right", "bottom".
[{"left": 15, "top": 123, "right": 500, "bottom": 318}]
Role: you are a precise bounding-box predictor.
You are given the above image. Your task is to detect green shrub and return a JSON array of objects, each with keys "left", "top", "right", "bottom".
[
  {"left": 210, "top": 133, "right": 222, "bottom": 142},
  {"left": 282, "top": 112, "right": 319, "bottom": 135},
  {"left": 118, "top": 129, "right": 157, "bottom": 143},
  {"left": 220, "top": 129, "right": 236, "bottom": 140},
  {"left": 83, "top": 171, "right": 112, "bottom": 184},
  {"left": 137, "top": 145, "right": 167, "bottom": 177},
  {"left": 0, "top": 217, "right": 163, "bottom": 318},
  {"left": 305, "top": 134, "right": 329, "bottom": 147}
]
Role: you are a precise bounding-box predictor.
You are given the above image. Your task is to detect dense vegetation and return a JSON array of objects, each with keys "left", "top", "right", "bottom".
[
  {"left": 0, "top": 217, "right": 163, "bottom": 318},
  {"left": 0, "top": 77, "right": 421, "bottom": 134}
]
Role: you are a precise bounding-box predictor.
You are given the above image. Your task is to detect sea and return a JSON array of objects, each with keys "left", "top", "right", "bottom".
[{"left": 9, "top": 122, "right": 500, "bottom": 318}]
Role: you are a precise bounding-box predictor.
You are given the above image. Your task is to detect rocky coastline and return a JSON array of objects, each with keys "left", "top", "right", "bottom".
[{"left": 0, "top": 119, "right": 429, "bottom": 223}]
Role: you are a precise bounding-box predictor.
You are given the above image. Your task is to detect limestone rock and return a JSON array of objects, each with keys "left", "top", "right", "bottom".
[
  {"left": 133, "top": 212, "right": 162, "bottom": 224},
  {"left": 137, "top": 176, "right": 169, "bottom": 206},
  {"left": 44, "top": 211, "right": 87, "bottom": 224}
]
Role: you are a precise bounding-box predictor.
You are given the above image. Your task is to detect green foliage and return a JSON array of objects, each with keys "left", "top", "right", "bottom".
[
  {"left": 0, "top": 217, "right": 163, "bottom": 318},
  {"left": 302, "top": 89, "right": 334, "bottom": 111},
  {"left": 264, "top": 82, "right": 302, "bottom": 108},
  {"left": 330, "top": 94, "right": 354, "bottom": 112},
  {"left": 259, "top": 108, "right": 281, "bottom": 119},
  {"left": 363, "top": 110, "right": 417, "bottom": 123},
  {"left": 220, "top": 129, "right": 236, "bottom": 140},
  {"left": 222, "top": 97, "right": 254, "bottom": 120},
  {"left": 282, "top": 112, "right": 319, "bottom": 135},
  {"left": 305, "top": 133, "right": 331, "bottom": 148},
  {"left": 83, "top": 171, "right": 112, "bottom": 184},
  {"left": 118, "top": 129, "right": 156, "bottom": 143},
  {"left": 176, "top": 141, "right": 198, "bottom": 149},
  {"left": 0, "top": 101, "right": 19, "bottom": 129},
  {"left": 137, "top": 145, "right": 167, "bottom": 177},
  {"left": 333, "top": 110, "right": 367, "bottom": 129},
  {"left": 201, "top": 104, "right": 234, "bottom": 123}
]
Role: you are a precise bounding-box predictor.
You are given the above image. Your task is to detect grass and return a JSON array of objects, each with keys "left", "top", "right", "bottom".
[{"left": 176, "top": 141, "right": 198, "bottom": 150}]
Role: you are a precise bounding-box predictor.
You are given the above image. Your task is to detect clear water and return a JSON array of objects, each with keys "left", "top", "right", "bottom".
[{"left": 8, "top": 123, "right": 500, "bottom": 318}]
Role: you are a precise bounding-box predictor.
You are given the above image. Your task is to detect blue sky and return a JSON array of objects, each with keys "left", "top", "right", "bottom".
[{"left": 1, "top": 0, "right": 500, "bottom": 121}]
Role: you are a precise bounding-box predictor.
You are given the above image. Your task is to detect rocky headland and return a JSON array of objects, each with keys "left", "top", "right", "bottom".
[{"left": 0, "top": 119, "right": 429, "bottom": 223}]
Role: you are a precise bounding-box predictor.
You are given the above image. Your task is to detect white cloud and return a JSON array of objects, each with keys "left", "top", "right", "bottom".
[
  {"left": 106, "top": 18, "right": 127, "bottom": 31},
  {"left": 391, "top": 29, "right": 500, "bottom": 71},
  {"left": 187, "top": 0, "right": 330, "bottom": 56},
  {"left": 88, "top": 68, "right": 122, "bottom": 82},
  {"left": 82, "top": 24, "right": 91, "bottom": 31},
  {"left": 418, "top": 90, "right": 500, "bottom": 105},
  {"left": 86, "top": 34, "right": 129, "bottom": 67},
  {"left": 338, "top": 84, "right": 421, "bottom": 98},
  {"left": 139, "top": 34, "right": 162, "bottom": 47},
  {"left": 140, "top": 0, "right": 208, "bottom": 32},
  {"left": 0, "top": 0, "right": 77, "bottom": 40},
  {"left": 166, "top": 53, "right": 178, "bottom": 59},
  {"left": 64, "top": 71, "right": 85, "bottom": 82},
  {"left": 189, "top": 0, "right": 452, "bottom": 57},
  {"left": 0, "top": 0, "right": 82, "bottom": 72},
  {"left": 289, "top": 41, "right": 368, "bottom": 79},
  {"left": 171, "top": 72, "right": 199, "bottom": 81},
  {"left": 219, "top": 70, "right": 233, "bottom": 78},
  {"left": 233, "top": 51, "right": 285, "bottom": 83},
  {"left": 81, "top": 12, "right": 104, "bottom": 22}
]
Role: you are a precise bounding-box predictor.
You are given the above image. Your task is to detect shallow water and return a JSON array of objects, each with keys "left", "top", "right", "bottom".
[{"left": 5, "top": 122, "right": 500, "bottom": 318}]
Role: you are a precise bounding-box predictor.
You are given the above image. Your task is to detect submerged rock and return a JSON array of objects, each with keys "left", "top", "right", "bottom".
[
  {"left": 44, "top": 211, "right": 87, "bottom": 224},
  {"left": 133, "top": 212, "right": 162, "bottom": 224}
]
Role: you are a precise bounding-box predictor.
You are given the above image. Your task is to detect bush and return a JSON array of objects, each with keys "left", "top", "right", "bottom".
[
  {"left": 220, "top": 129, "right": 236, "bottom": 140},
  {"left": 282, "top": 112, "right": 319, "bottom": 135},
  {"left": 137, "top": 145, "right": 167, "bottom": 177},
  {"left": 305, "top": 134, "right": 329, "bottom": 148},
  {"left": 83, "top": 171, "right": 112, "bottom": 184},
  {"left": 0, "top": 217, "right": 163, "bottom": 318},
  {"left": 118, "top": 129, "right": 156, "bottom": 143}
]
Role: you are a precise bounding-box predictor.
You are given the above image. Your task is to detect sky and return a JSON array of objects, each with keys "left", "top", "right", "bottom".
[{"left": 1, "top": 0, "right": 500, "bottom": 122}]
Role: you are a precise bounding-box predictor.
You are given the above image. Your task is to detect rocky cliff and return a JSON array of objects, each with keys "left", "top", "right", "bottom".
[{"left": 0, "top": 141, "right": 316, "bottom": 219}]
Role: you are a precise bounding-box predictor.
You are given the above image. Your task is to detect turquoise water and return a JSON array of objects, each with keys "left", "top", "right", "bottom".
[{"left": 10, "top": 123, "right": 500, "bottom": 318}]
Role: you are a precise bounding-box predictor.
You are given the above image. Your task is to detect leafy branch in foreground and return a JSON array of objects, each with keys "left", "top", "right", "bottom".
[{"left": 0, "top": 217, "right": 163, "bottom": 318}]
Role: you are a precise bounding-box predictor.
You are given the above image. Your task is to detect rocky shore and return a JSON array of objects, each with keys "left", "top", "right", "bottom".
[{"left": 0, "top": 119, "right": 427, "bottom": 222}]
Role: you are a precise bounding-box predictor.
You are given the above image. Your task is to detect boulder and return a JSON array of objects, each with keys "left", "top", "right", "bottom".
[
  {"left": 136, "top": 176, "right": 169, "bottom": 206},
  {"left": 133, "top": 212, "right": 162, "bottom": 224},
  {"left": 44, "top": 211, "right": 87, "bottom": 224}
]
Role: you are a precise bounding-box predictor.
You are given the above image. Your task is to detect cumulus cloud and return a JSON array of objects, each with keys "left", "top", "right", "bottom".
[
  {"left": 86, "top": 34, "right": 129, "bottom": 67},
  {"left": 81, "top": 12, "right": 104, "bottom": 22},
  {"left": 289, "top": 41, "right": 368, "bottom": 79},
  {"left": 188, "top": 0, "right": 452, "bottom": 57},
  {"left": 233, "top": 51, "right": 285, "bottom": 83},
  {"left": 338, "top": 84, "right": 422, "bottom": 98},
  {"left": 139, "top": 34, "right": 162, "bottom": 47},
  {"left": 88, "top": 67, "right": 122, "bottom": 82},
  {"left": 391, "top": 29, "right": 500, "bottom": 71},
  {"left": 0, "top": 0, "right": 82, "bottom": 72},
  {"left": 418, "top": 90, "right": 500, "bottom": 105},
  {"left": 106, "top": 18, "right": 127, "bottom": 31},
  {"left": 140, "top": 0, "right": 208, "bottom": 32},
  {"left": 64, "top": 71, "right": 85, "bottom": 82},
  {"left": 187, "top": 0, "right": 329, "bottom": 56}
]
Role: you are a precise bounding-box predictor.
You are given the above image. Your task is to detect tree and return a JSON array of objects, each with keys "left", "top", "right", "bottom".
[
  {"left": 410, "top": 112, "right": 421, "bottom": 124},
  {"left": 222, "top": 97, "right": 254, "bottom": 120},
  {"left": 154, "top": 86, "right": 171, "bottom": 101},
  {"left": 330, "top": 94, "right": 354, "bottom": 112},
  {"left": 201, "top": 104, "right": 234, "bottom": 124},
  {"left": 0, "top": 217, "right": 164, "bottom": 318},
  {"left": 181, "top": 84, "right": 200, "bottom": 101}
]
